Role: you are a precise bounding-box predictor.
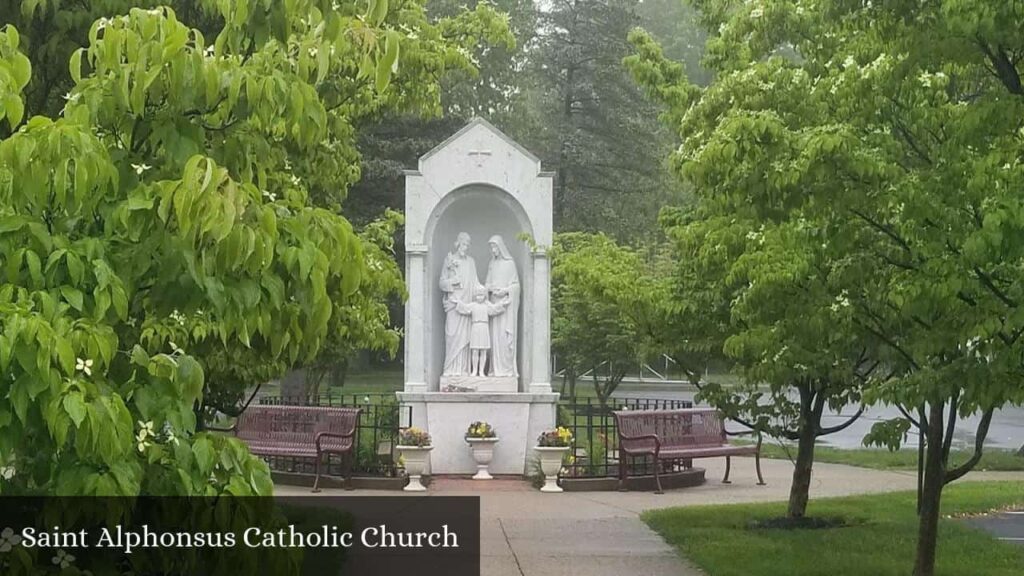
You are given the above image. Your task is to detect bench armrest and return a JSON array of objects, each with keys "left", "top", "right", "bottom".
[
  {"left": 315, "top": 431, "right": 357, "bottom": 452},
  {"left": 617, "top": 432, "right": 662, "bottom": 448},
  {"left": 206, "top": 424, "right": 237, "bottom": 433},
  {"left": 724, "top": 429, "right": 763, "bottom": 450}
]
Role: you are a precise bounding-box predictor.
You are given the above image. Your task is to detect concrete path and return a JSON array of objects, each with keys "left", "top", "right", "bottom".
[{"left": 276, "top": 458, "right": 1024, "bottom": 576}]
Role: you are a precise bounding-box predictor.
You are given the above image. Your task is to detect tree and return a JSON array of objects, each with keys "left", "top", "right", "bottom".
[
  {"left": 521, "top": 0, "right": 680, "bottom": 240},
  {"left": 550, "top": 232, "right": 662, "bottom": 404},
  {"left": 628, "top": 1, "right": 1024, "bottom": 573},
  {"left": 5, "top": 0, "right": 510, "bottom": 419},
  {"left": 657, "top": 206, "right": 875, "bottom": 519},
  {"left": 298, "top": 210, "right": 406, "bottom": 398},
  {"left": 343, "top": 0, "right": 526, "bottom": 228},
  {"left": 0, "top": 0, "right": 508, "bottom": 496},
  {"left": 635, "top": 0, "right": 711, "bottom": 86}
]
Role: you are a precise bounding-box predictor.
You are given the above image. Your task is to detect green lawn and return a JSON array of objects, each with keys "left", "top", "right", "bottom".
[
  {"left": 643, "top": 481, "right": 1024, "bottom": 576},
  {"left": 755, "top": 442, "right": 1024, "bottom": 472},
  {"left": 257, "top": 368, "right": 404, "bottom": 399}
]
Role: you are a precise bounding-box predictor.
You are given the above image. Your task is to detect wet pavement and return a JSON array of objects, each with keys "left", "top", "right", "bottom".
[{"left": 967, "top": 511, "right": 1024, "bottom": 547}]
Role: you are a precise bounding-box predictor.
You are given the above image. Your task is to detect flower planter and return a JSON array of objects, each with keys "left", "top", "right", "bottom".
[
  {"left": 397, "top": 445, "right": 433, "bottom": 492},
  {"left": 465, "top": 437, "right": 500, "bottom": 480},
  {"left": 534, "top": 446, "right": 570, "bottom": 492}
]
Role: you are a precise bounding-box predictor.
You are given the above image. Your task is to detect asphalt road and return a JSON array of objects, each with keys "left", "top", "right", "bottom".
[
  {"left": 967, "top": 511, "right": 1024, "bottom": 547},
  {"left": 611, "top": 388, "right": 1024, "bottom": 450}
]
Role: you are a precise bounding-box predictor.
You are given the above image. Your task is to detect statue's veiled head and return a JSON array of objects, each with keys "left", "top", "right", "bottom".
[{"left": 488, "top": 235, "right": 512, "bottom": 260}]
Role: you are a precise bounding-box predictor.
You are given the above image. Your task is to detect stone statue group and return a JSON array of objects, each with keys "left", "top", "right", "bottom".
[{"left": 440, "top": 232, "right": 519, "bottom": 378}]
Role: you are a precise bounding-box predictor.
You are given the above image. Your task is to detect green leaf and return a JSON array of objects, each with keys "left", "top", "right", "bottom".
[
  {"left": 66, "top": 252, "right": 84, "bottom": 284},
  {"left": 10, "top": 54, "right": 31, "bottom": 90},
  {"left": 130, "top": 345, "right": 150, "bottom": 367},
  {"left": 70, "top": 48, "right": 84, "bottom": 84},
  {"left": 192, "top": 436, "right": 215, "bottom": 474},
  {"left": 0, "top": 214, "right": 28, "bottom": 233},
  {"left": 64, "top": 392, "right": 87, "bottom": 428},
  {"left": 25, "top": 250, "right": 42, "bottom": 287},
  {"left": 60, "top": 285, "right": 84, "bottom": 311},
  {"left": 374, "top": 55, "right": 391, "bottom": 93},
  {"left": 5, "top": 95, "right": 24, "bottom": 128},
  {"left": 370, "top": 0, "right": 389, "bottom": 26},
  {"left": 111, "top": 285, "right": 128, "bottom": 320},
  {"left": 383, "top": 30, "right": 400, "bottom": 75},
  {"left": 175, "top": 354, "right": 204, "bottom": 402},
  {"left": 56, "top": 337, "right": 75, "bottom": 375}
]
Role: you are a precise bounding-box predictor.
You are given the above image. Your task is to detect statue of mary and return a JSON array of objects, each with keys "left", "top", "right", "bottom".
[{"left": 485, "top": 235, "right": 519, "bottom": 377}]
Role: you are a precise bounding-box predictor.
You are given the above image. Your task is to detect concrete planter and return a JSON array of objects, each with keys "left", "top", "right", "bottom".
[
  {"left": 534, "top": 446, "right": 570, "bottom": 492},
  {"left": 465, "top": 437, "right": 500, "bottom": 480},
  {"left": 397, "top": 445, "right": 433, "bottom": 492}
]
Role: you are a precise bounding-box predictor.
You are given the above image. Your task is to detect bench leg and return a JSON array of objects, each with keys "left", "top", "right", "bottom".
[
  {"left": 313, "top": 453, "right": 323, "bottom": 493},
  {"left": 618, "top": 454, "right": 629, "bottom": 492},
  {"left": 653, "top": 456, "right": 663, "bottom": 494},
  {"left": 722, "top": 456, "right": 732, "bottom": 484},
  {"left": 755, "top": 451, "right": 766, "bottom": 486},
  {"left": 344, "top": 451, "right": 356, "bottom": 491}
]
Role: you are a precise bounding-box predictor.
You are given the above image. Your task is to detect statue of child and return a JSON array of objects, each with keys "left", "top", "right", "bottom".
[{"left": 458, "top": 286, "right": 510, "bottom": 376}]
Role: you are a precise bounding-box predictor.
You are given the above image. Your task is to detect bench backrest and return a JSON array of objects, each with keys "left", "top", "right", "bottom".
[
  {"left": 236, "top": 406, "right": 360, "bottom": 449},
  {"left": 613, "top": 408, "right": 726, "bottom": 452}
]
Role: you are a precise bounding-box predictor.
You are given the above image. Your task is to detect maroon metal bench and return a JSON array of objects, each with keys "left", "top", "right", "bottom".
[
  {"left": 612, "top": 408, "right": 765, "bottom": 493},
  {"left": 230, "top": 405, "right": 361, "bottom": 492}
]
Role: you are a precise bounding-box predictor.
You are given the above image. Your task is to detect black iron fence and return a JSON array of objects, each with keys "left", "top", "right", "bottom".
[
  {"left": 557, "top": 397, "right": 694, "bottom": 479},
  {"left": 245, "top": 392, "right": 692, "bottom": 480},
  {"left": 256, "top": 393, "right": 410, "bottom": 477}
]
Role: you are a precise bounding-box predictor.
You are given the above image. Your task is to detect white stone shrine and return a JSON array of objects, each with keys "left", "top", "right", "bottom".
[{"left": 398, "top": 118, "right": 558, "bottom": 475}]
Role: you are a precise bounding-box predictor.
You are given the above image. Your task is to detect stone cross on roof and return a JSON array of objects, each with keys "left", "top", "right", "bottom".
[{"left": 468, "top": 139, "right": 492, "bottom": 167}]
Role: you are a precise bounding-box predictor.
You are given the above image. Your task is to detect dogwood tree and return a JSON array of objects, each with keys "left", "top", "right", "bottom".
[
  {"left": 629, "top": 2, "right": 1024, "bottom": 573},
  {"left": 551, "top": 233, "right": 664, "bottom": 404},
  {"left": 0, "top": 0, "right": 510, "bottom": 496}
]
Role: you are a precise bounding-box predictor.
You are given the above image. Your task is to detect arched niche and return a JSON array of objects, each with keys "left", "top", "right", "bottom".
[{"left": 424, "top": 184, "right": 535, "bottom": 391}]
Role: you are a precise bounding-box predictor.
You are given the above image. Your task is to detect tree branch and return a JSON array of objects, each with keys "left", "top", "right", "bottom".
[
  {"left": 977, "top": 40, "right": 1024, "bottom": 96},
  {"left": 974, "top": 267, "right": 1018, "bottom": 308},
  {"left": 818, "top": 405, "right": 866, "bottom": 436},
  {"left": 849, "top": 208, "right": 913, "bottom": 253},
  {"left": 941, "top": 391, "right": 960, "bottom": 460},
  {"left": 944, "top": 407, "right": 996, "bottom": 484},
  {"left": 897, "top": 404, "right": 922, "bottom": 429},
  {"left": 854, "top": 318, "right": 921, "bottom": 371}
]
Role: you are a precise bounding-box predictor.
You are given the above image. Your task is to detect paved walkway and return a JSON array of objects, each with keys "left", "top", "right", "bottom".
[
  {"left": 276, "top": 458, "right": 1024, "bottom": 576},
  {"left": 967, "top": 510, "right": 1024, "bottom": 547}
]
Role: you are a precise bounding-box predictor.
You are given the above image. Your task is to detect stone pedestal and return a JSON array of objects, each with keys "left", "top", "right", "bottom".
[
  {"left": 398, "top": 392, "right": 558, "bottom": 475},
  {"left": 440, "top": 375, "right": 518, "bottom": 393}
]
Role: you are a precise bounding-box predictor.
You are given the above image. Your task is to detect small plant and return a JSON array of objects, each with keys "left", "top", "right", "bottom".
[
  {"left": 465, "top": 421, "right": 497, "bottom": 439},
  {"left": 398, "top": 427, "right": 431, "bottom": 447},
  {"left": 537, "top": 426, "right": 573, "bottom": 447}
]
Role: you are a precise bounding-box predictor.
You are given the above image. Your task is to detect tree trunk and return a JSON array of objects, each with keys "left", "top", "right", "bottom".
[
  {"left": 913, "top": 402, "right": 947, "bottom": 576},
  {"left": 786, "top": 384, "right": 824, "bottom": 519},
  {"left": 280, "top": 369, "right": 307, "bottom": 403},
  {"left": 787, "top": 420, "right": 818, "bottom": 518}
]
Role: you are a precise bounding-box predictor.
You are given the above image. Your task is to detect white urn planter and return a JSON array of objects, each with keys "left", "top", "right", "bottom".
[
  {"left": 534, "top": 446, "right": 570, "bottom": 493},
  {"left": 398, "top": 445, "right": 433, "bottom": 492},
  {"left": 465, "top": 437, "right": 500, "bottom": 480}
]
